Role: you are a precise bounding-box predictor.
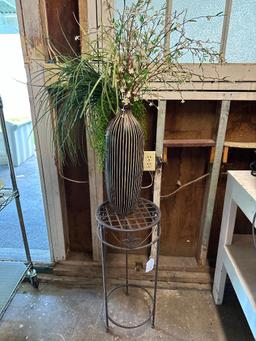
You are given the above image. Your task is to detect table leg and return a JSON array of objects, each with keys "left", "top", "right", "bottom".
[{"left": 213, "top": 176, "right": 237, "bottom": 304}]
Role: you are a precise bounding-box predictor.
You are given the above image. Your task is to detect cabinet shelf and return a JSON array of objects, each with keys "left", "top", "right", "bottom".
[
  {"left": 222, "top": 141, "right": 256, "bottom": 163},
  {"left": 0, "top": 188, "right": 18, "bottom": 212},
  {"left": 163, "top": 139, "right": 215, "bottom": 148},
  {"left": 163, "top": 139, "right": 216, "bottom": 163},
  {"left": 224, "top": 141, "right": 256, "bottom": 149}
]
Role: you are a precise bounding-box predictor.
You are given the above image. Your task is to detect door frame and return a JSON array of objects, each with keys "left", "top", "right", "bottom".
[{"left": 15, "top": 0, "right": 67, "bottom": 262}]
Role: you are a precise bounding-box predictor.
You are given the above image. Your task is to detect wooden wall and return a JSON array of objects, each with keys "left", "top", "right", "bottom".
[
  {"left": 45, "top": 0, "right": 91, "bottom": 253},
  {"left": 43, "top": 0, "right": 256, "bottom": 261},
  {"left": 160, "top": 101, "right": 217, "bottom": 257},
  {"left": 45, "top": 0, "right": 80, "bottom": 56},
  {"left": 160, "top": 100, "right": 256, "bottom": 259}
]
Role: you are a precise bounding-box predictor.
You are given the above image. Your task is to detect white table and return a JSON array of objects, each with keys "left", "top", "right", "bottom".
[{"left": 213, "top": 171, "right": 256, "bottom": 339}]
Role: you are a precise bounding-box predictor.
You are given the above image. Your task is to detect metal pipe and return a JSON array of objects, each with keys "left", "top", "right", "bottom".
[{"left": 0, "top": 97, "right": 32, "bottom": 264}]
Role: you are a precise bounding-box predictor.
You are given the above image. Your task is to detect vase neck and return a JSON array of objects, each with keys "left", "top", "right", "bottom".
[{"left": 121, "top": 107, "right": 132, "bottom": 116}]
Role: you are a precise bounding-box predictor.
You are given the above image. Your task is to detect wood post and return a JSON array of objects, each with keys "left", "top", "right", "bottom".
[
  {"left": 197, "top": 100, "right": 231, "bottom": 265},
  {"left": 15, "top": 0, "right": 67, "bottom": 261},
  {"left": 78, "top": 0, "right": 103, "bottom": 261},
  {"left": 151, "top": 101, "right": 167, "bottom": 259}
]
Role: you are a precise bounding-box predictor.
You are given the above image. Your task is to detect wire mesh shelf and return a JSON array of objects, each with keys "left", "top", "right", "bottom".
[
  {"left": 96, "top": 198, "right": 161, "bottom": 251},
  {"left": 0, "top": 188, "right": 18, "bottom": 212},
  {"left": 96, "top": 198, "right": 160, "bottom": 231}
]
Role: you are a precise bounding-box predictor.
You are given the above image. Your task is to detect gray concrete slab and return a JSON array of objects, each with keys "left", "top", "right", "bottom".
[
  {"left": 0, "top": 156, "right": 50, "bottom": 261},
  {"left": 0, "top": 282, "right": 253, "bottom": 341}
]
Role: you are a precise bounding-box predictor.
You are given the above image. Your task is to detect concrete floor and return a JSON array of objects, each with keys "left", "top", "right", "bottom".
[
  {"left": 0, "top": 282, "right": 253, "bottom": 341},
  {"left": 0, "top": 156, "right": 50, "bottom": 262}
]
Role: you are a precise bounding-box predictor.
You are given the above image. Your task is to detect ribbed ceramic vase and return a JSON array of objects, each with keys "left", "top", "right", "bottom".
[{"left": 105, "top": 109, "right": 144, "bottom": 216}]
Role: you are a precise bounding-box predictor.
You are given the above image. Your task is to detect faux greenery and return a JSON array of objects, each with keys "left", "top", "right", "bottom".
[{"left": 41, "top": 0, "right": 223, "bottom": 169}]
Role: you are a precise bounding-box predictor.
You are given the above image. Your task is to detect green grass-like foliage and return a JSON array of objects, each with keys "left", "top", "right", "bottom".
[
  {"left": 39, "top": 0, "right": 223, "bottom": 169},
  {"left": 43, "top": 57, "right": 146, "bottom": 168}
]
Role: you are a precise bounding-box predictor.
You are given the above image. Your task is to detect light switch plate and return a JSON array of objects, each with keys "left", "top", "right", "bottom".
[{"left": 143, "top": 151, "right": 156, "bottom": 171}]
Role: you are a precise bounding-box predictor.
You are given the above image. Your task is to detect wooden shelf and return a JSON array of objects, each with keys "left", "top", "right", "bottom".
[
  {"left": 222, "top": 141, "right": 256, "bottom": 163},
  {"left": 224, "top": 235, "right": 256, "bottom": 338},
  {"left": 163, "top": 139, "right": 215, "bottom": 148},
  {"left": 224, "top": 141, "right": 256, "bottom": 149},
  {"left": 163, "top": 139, "right": 216, "bottom": 163}
]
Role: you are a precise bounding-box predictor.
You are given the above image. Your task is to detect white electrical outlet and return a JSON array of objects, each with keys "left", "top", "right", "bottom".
[{"left": 143, "top": 151, "right": 156, "bottom": 171}]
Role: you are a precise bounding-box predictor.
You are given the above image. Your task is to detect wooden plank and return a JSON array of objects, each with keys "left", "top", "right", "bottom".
[
  {"left": 44, "top": 62, "right": 256, "bottom": 91},
  {"left": 61, "top": 252, "right": 210, "bottom": 272},
  {"left": 78, "top": 0, "right": 88, "bottom": 55},
  {"left": 164, "top": 139, "right": 215, "bottom": 148},
  {"left": 144, "top": 91, "right": 256, "bottom": 101},
  {"left": 148, "top": 81, "right": 256, "bottom": 92},
  {"left": 224, "top": 141, "right": 256, "bottom": 149},
  {"left": 150, "top": 0, "right": 173, "bottom": 260},
  {"left": 53, "top": 264, "right": 211, "bottom": 284},
  {"left": 44, "top": 0, "right": 80, "bottom": 56},
  {"left": 197, "top": 101, "right": 231, "bottom": 265},
  {"left": 161, "top": 148, "right": 209, "bottom": 257},
  {"left": 160, "top": 100, "right": 217, "bottom": 257},
  {"left": 39, "top": 273, "right": 211, "bottom": 290},
  {"left": 222, "top": 146, "right": 229, "bottom": 163},
  {"left": 16, "top": 0, "right": 66, "bottom": 261},
  {"left": 78, "top": 0, "right": 103, "bottom": 261},
  {"left": 220, "top": 0, "right": 233, "bottom": 57},
  {"left": 151, "top": 100, "right": 167, "bottom": 259},
  {"left": 209, "top": 147, "right": 216, "bottom": 164},
  {"left": 153, "top": 64, "right": 256, "bottom": 82}
]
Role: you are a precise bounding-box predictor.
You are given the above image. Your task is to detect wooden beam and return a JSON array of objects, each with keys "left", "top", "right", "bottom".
[
  {"left": 151, "top": 100, "right": 167, "bottom": 259},
  {"left": 144, "top": 91, "right": 256, "bottom": 101},
  {"left": 197, "top": 100, "right": 231, "bottom": 265},
  {"left": 44, "top": 62, "right": 256, "bottom": 101},
  {"left": 78, "top": 0, "right": 88, "bottom": 56},
  {"left": 78, "top": 0, "right": 103, "bottom": 261},
  {"left": 224, "top": 141, "right": 256, "bottom": 149},
  {"left": 222, "top": 146, "right": 229, "bottom": 163},
  {"left": 220, "top": 0, "right": 233, "bottom": 58},
  {"left": 148, "top": 81, "right": 256, "bottom": 92},
  {"left": 151, "top": 64, "right": 256, "bottom": 82},
  {"left": 16, "top": 0, "right": 67, "bottom": 261},
  {"left": 151, "top": 0, "right": 172, "bottom": 260},
  {"left": 210, "top": 147, "right": 216, "bottom": 164}
]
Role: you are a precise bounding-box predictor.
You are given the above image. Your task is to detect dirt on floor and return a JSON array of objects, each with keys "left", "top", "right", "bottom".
[{"left": 0, "top": 282, "right": 253, "bottom": 341}]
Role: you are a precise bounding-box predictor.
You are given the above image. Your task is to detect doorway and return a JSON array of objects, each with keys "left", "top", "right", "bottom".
[{"left": 0, "top": 0, "right": 50, "bottom": 262}]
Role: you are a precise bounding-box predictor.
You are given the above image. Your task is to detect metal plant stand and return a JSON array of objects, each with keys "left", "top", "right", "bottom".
[
  {"left": 96, "top": 198, "right": 160, "bottom": 331},
  {"left": 0, "top": 97, "right": 39, "bottom": 319}
]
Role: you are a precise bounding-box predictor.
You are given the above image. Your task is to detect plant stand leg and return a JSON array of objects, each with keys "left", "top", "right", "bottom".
[
  {"left": 151, "top": 222, "right": 160, "bottom": 328},
  {"left": 100, "top": 227, "right": 109, "bottom": 331}
]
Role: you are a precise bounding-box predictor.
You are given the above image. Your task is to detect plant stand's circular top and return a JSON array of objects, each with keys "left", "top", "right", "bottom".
[{"left": 96, "top": 198, "right": 160, "bottom": 251}]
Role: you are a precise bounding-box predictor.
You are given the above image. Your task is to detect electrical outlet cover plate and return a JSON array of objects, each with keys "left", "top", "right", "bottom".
[{"left": 143, "top": 151, "right": 156, "bottom": 171}]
